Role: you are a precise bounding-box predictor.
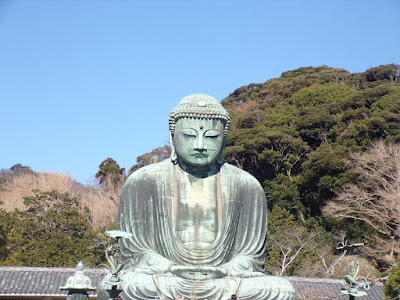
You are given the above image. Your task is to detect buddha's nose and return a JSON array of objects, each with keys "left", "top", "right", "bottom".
[{"left": 194, "top": 135, "right": 206, "bottom": 151}]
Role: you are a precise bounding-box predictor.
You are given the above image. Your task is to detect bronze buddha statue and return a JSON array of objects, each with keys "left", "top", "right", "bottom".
[{"left": 99, "top": 94, "right": 295, "bottom": 300}]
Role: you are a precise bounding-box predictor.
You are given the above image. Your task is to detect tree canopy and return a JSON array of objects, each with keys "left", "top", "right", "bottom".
[
  {"left": 223, "top": 64, "right": 400, "bottom": 220},
  {"left": 0, "top": 190, "right": 105, "bottom": 267},
  {"left": 95, "top": 157, "right": 126, "bottom": 186},
  {"left": 221, "top": 64, "right": 400, "bottom": 278}
]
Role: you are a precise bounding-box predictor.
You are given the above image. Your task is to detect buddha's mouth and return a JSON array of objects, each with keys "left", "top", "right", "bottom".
[{"left": 191, "top": 153, "right": 208, "bottom": 157}]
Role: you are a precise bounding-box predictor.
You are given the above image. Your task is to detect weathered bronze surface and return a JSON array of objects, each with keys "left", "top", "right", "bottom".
[{"left": 99, "top": 94, "right": 295, "bottom": 299}]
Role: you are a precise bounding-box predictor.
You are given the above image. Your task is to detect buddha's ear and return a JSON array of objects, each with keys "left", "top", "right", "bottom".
[
  {"left": 169, "top": 131, "right": 178, "bottom": 164},
  {"left": 217, "top": 136, "right": 226, "bottom": 165}
]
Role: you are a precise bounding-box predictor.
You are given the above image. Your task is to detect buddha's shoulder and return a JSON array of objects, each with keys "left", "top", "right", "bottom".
[
  {"left": 125, "top": 159, "right": 171, "bottom": 184},
  {"left": 221, "top": 162, "right": 254, "bottom": 178},
  {"left": 221, "top": 163, "right": 262, "bottom": 188}
]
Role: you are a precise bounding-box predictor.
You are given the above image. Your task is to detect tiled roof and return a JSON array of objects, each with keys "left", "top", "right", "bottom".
[
  {"left": 290, "top": 276, "right": 384, "bottom": 300},
  {"left": 0, "top": 266, "right": 106, "bottom": 297},
  {"left": 0, "top": 266, "right": 384, "bottom": 299}
]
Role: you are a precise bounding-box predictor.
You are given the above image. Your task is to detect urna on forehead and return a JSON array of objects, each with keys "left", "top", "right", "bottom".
[{"left": 169, "top": 94, "right": 230, "bottom": 136}]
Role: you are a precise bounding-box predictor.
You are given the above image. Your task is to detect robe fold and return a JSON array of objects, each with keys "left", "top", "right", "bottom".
[{"left": 98, "top": 159, "right": 295, "bottom": 300}]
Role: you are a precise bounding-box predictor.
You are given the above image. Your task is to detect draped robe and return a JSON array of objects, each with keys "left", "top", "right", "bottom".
[{"left": 99, "top": 159, "right": 295, "bottom": 300}]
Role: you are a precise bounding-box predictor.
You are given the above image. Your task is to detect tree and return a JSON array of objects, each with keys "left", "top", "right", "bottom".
[
  {"left": 0, "top": 169, "right": 120, "bottom": 229},
  {"left": 10, "top": 163, "right": 34, "bottom": 175},
  {"left": 0, "top": 190, "right": 105, "bottom": 267},
  {"left": 384, "top": 261, "right": 400, "bottom": 299},
  {"left": 0, "top": 208, "right": 10, "bottom": 261},
  {"left": 220, "top": 64, "right": 400, "bottom": 276},
  {"left": 370, "top": 85, "right": 400, "bottom": 142},
  {"left": 129, "top": 145, "right": 171, "bottom": 174},
  {"left": 264, "top": 174, "right": 305, "bottom": 215},
  {"left": 365, "top": 64, "right": 400, "bottom": 83},
  {"left": 265, "top": 205, "right": 316, "bottom": 276},
  {"left": 0, "top": 164, "right": 34, "bottom": 192},
  {"left": 224, "top": 126, "right": 309, "bottom": 184},
  {"left": 323, "top": 140, "right": 400, "bottom": 268},
  {"left": 96, "top": 158, "right": 125, "bottom": 186}
]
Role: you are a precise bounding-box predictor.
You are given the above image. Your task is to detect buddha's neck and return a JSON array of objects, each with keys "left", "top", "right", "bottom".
[{"left": 176, "top": 158, "right": 221, "bottom": 178}]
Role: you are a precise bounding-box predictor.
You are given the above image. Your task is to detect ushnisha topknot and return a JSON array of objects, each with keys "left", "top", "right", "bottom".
[{"left": 169, "top": 94, "right": 230, "bottom": 136}]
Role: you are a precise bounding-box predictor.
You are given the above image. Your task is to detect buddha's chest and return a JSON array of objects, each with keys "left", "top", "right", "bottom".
[{"left": 174, "top": 176, "right": 218, "bottom": 248}]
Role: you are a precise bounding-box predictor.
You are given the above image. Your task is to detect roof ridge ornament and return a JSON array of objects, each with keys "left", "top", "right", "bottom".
[
  {"left": 341, "top": 260, "right": 370, "bottom": 298},
  {"left": 60, "top": 261, "right": 96, "bottom": 300}
]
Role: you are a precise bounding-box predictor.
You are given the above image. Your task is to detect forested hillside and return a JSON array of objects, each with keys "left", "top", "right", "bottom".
[
  {"left": 220, "top": 64, "right": 400, "bottom": 284},
  {"left": 222, "top": 64, "right": 400, "bottom": 276},
  {"left": 1, "top": 64, "right": 400, "bottom": 294}
]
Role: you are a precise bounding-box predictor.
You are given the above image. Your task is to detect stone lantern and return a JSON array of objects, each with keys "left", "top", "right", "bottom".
[{"left": 60, "top": 261, "right": 96, "bottom": 300}]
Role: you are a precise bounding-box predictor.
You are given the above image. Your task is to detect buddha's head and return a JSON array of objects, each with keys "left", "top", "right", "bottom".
[{"left": 169, "top": 94, "right": 230, "bottom": 171}]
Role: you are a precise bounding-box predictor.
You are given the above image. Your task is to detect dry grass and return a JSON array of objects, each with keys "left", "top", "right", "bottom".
[
  {"left": 83, "top": 176, "right": 123, "bottom": 228},
  {"left": 0, "top": 171, "right": 121, "bottom": 228}
]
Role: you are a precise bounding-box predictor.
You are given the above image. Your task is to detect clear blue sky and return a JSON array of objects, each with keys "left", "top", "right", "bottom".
[{"left": 1, "top": 0, "right": 399, "bottom": 184}]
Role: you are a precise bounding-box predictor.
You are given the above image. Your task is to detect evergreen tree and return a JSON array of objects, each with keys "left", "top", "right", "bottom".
[
  {"left": 96, "top": 158, "right": 126, "bottom": 186},
  {"left": 0, "top": 190, "right": 105, "bottom": 267}
]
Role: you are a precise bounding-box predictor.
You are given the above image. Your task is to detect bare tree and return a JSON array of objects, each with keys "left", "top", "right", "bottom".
[
  {"left": 267, "top": 206, "right": 317, "bottom": 276},
  {"left": 269, "top": 227, "right": 315, "bottom": 276},
  {"left": 323, "top": 140, "right": 400, "bottom": 267},
  {"left": 310, "top": 231, "right": 348, "bottom": 277}
]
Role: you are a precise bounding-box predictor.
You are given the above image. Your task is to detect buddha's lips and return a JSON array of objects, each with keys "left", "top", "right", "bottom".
[{"left": 191, "top": 153, "right": 208, "bottom": 157}]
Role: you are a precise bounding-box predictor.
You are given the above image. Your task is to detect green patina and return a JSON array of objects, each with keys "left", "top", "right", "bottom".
[{"left": 99, "top": 94, "right": 296, "bottom": 300}]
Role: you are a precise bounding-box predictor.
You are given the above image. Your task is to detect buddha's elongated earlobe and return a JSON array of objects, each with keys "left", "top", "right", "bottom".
[
  {"left": 217, "top": 152, "right": 223, "bottom": 165},
  {"left": 169, "top": 131, "right": 178, "bottom": 164},
  {"left": 217, "top": 138, "right": 226, "bottom": 165}
]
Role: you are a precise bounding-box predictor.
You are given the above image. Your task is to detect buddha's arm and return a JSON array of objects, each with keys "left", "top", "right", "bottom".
[
  {"left": 118, "top": 170, "right": 176, "bottom": 275},
  {"left": 220, "top": 256, "right": 262, "bottom": 277},
  {"left": 220, "top": 174, "right": 268, "bottom": 277},
  {"left": 132, "top": 251, "right": 176, "bottom": 274}
]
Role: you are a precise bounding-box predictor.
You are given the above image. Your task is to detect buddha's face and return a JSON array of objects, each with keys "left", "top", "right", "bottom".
[{"left": 173, "top": 118, "right": 225, "bottom": 167}]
